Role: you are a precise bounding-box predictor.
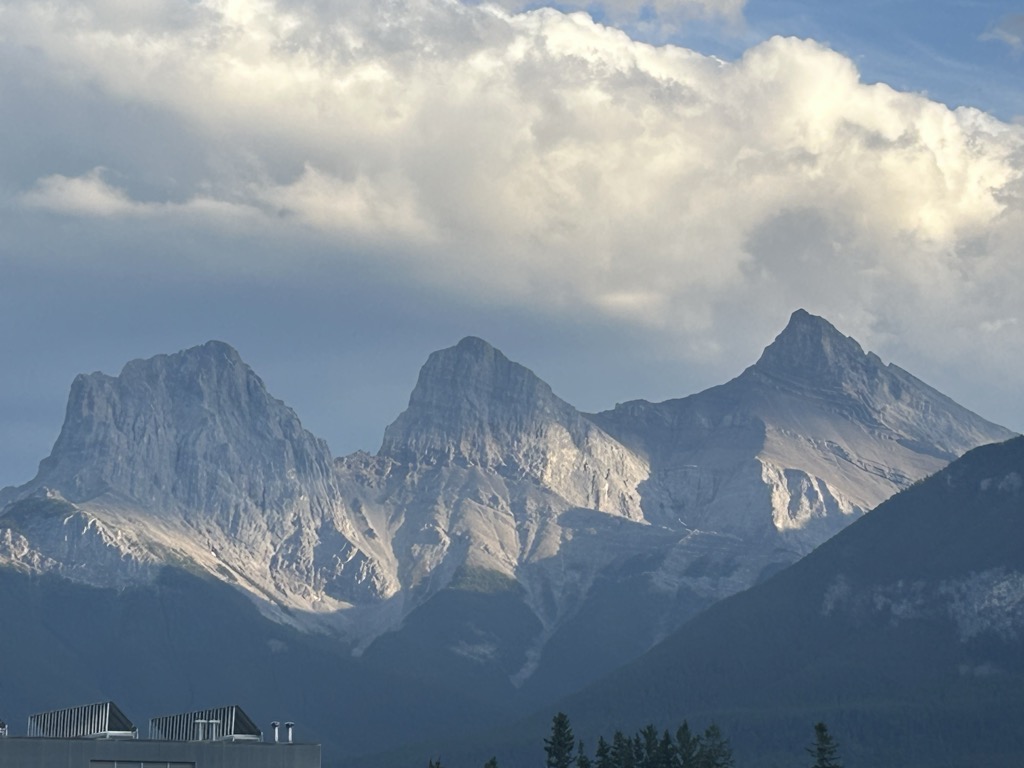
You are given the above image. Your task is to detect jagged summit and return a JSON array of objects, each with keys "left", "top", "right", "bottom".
[
  {"left": 377, "top": 336, "right": 648, "bottom": 517},
  {"left": 749, "top": 309, "right": 882, "bottom": 391},
  {"left": 412, "top": 335, "right": 559, "bottom": 410},
  {"left": 113, "top": 339, "right": 245, "bottom": 387},
  {"left": 26, "top": 339, "right": 338, "bottom": 516},
  {"left": 4, "top": 339, "right": 395, "bottom": 621},
  {"left": 591, "top": 310, "right": 1015, "bottom": 541},
  {"left": 452, "top": 335, "right": 497, "bottom": 355},
  {"left": 379, "top": 336, "right": 573, "bottom": 465},
  {"left": 738, "top": 310, "right": 1015, "bottom": 458}
]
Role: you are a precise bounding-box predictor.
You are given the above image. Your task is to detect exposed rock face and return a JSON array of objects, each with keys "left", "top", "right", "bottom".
[
  {"left": 591, "top": 310, "right": 1015, "bottom": 554},
  {"left": 338, "top": 337, "right": 650, "bottom": 660},
  {"left": 2, "top": 341, "right": 397, "bottom": 629},
  {"left": 0, "top": 311, "right": 1015, "bottom": 695},
  {"left": 0, "top": 489, "right": 159, "bottom": 589},
  {"left": 41, "top": 341, "right": 332, "bottom": 511},
  {"left": 380, "top": 336, "right": 648, "bottom": 519},
  {"left": 749, "top": 309, "right": 1003, "bottom": 461}
]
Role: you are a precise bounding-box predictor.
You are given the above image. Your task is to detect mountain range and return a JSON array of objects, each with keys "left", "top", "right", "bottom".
[{"left": 0, "top": 309, "right": 1015, "bottom": 764}]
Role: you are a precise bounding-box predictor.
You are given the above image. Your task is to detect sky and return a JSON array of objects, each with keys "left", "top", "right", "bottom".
[{"left": 1, "top": 0, "right": 1023, "bottom": 489}]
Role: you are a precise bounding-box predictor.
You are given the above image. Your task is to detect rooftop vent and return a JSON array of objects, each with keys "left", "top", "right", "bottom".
[
  {"left": 0, "top": 718, "right": 7, "bottom": 737},
  {"left": 27, "top": 702, "right": 136, "bottom": 739},
  {"left": 149, "top": 705, "right": 261, "bottom": 742}
]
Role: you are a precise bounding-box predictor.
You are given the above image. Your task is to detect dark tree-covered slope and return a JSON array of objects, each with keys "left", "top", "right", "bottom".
[{"left": 537, "top": 436, "right": 1024, "bottom": 768}]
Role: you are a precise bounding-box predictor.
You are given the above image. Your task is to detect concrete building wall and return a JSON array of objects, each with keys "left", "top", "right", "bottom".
[{"left": 0, "top": 737, "right": 320, "bottom": 768}]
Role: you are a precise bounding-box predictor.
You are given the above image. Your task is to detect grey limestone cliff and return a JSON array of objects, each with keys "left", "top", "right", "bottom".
[
  {"left": 379, "top": 336, "right": 648, "bottom": 519},
  {"left": 592, "top": 310, "right": 1015, "bottom": 551},
  {"left": 1, "top": 341, "right": 396, "bottom": 627}
]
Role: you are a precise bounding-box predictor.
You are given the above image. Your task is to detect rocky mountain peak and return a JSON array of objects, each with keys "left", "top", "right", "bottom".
[
  {"left": 379, "top": 336, "right": 572, "bottom": 465},
  {"left": 2, "top": 341, "right": 403, "bottom": 622},
  {"left": 452, "top": 334, "right": 497, "bottom": 357},
  {"left": 742, "top": 310, "right": 1015, "bottom": 455},
  {"left": 113, "top": 339, "right": 245, "bottom": 387},
  {"left": 420, "top": 335, "right": 558, "bottom": 409},
  {"left": 751, "top": 309, "right": 881, "bottom": 390},
  {"left": 28, "top": 340, "right": 337, "bottom": 515},
  {"left": 377, "top": 337, "right": 648, "bottom": 517}
]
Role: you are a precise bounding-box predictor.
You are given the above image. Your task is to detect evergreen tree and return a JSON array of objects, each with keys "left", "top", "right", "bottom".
[
  {"left": 656, "top": 729, "right": 677, "bottom": 768},
  {"left": 695, "top": 724, "right": 733, "bottom": 768},
  {"left": 595, "top": 736, "right": 613, "bottom": 768},
  {"left": 428, "top": 759, "right": 443, "bottom": 768},
  {"left": 483, "top": 757, "right": 498, "bottom": 768},
  {"left": 545, "top": 713, "right": 576, "bottom": 768},
  {"left": 611, "top": 730, "right": 634, "bottom": 768},
  {"left": 675, "top": 721, "right": 701, "bottom": 768},
  {"left": 577, "top": 739, "right": 592, "bottom": 768},
  {"left": 632, "top": 734, "right": 646, "bottom": 768},
  {"left": 807, "top": 722, "right": 842, "bottom": 768},
  {"left": 639, "top": 725, "right": 660, "bottom": 768}
]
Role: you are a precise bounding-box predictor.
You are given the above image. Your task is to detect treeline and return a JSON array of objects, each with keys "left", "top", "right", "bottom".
[
  {"left": 428, "top": 712, "right": 841, "bottom": 768},
  {"left": 541, "top": 712, "right": 735, "bottom": 768}
]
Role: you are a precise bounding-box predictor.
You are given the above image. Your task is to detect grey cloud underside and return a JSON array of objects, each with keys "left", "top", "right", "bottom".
[
  {"left": 4, "top": 0, "right": 1023, "bottom": 422},
  {"left": 0, "top": 310, "right": 1013, "bottom": 692}
]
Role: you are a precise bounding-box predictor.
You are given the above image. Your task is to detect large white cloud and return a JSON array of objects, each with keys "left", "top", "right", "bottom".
[{"left": 1, "top": 0, "right": 1023, "bottom": 424}]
